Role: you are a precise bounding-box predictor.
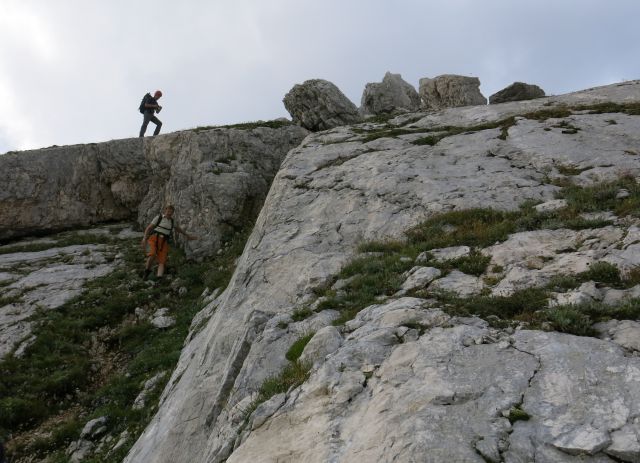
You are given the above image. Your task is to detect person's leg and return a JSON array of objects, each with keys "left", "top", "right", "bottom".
[
  {"left": 156, "top": 239, "right": 169, "bottom": 277},
  {"left": 139, "top": 112, "right": 152, "bottom": 137},
  {"left": 150, "top": 114, "right": 162, "bottom": 136}
]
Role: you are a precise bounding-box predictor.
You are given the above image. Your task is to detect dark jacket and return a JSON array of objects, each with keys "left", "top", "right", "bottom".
[{"left": 144, "top": 94, "right": 159, "bottom": 114}]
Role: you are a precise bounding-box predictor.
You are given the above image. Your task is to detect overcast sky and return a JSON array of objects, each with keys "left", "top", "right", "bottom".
[{"left": 1, "top": 0, "right": 639, "bottom": 154}]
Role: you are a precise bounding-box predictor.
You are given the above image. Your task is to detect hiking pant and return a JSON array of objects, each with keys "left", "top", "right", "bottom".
[
  {"left": 147, "top": 234, "right": 170, "bottom": 264},
  {"left": 140, "top": 111, "right": 162, "bottom": 137}
]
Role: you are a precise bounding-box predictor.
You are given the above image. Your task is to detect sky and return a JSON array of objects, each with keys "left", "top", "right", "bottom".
[{"left": 1, "top": 0, "right": 639, "bottom": 154}]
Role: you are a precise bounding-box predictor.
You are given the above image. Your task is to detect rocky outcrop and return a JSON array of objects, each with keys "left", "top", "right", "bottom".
[
  {"left": 490, "top": 81, "right": 546, "bottom": 104},
  {"left": 0, "top": 138, "right": 146, "bottom": 241},
  {"left": 135, "top": 125, "right": 307, "bottom": 257},
  {"left": 0, "top": 125, "right": 308, "bottom": 258},
  {"left": 283, "top": 79, "right": 362, "bottom": 131},
  {"left": 419, "top": 74, "right": 487, "bottom": 110},
  {"left": 125, "top": 81, "right": 640, "bottom": 463},
  {"left": 360, "top": 72, "right": 420, "bottom": 116}
]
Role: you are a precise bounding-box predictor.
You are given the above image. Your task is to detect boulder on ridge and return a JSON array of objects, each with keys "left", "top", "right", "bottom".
[
  {"left": 283, "top": 79, "right": 362, "bottom": 131},
  {"left": 489, "top": 81, "right": 546, "bottom": 104},
  {"left": 360, "top": 72, "right": 420, "bottom": 116},
  {"left": 419, "top": 74, "right": 487, "bottom": 110}
]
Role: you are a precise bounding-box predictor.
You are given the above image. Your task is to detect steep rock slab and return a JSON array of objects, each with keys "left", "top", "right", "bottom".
[
  {"left": 283, "top": 79, "right": 362, "bottom": 131},
  {"left": 0, "top": 138, "right": 146, "bottom": 240},
  {"left": 419, "top": 74, "right": 487, "bottom": 110},
  {"left": 489, "top": 81, "right": 546, "bottom": 104},
  {"left": 360, "top": 72, "right": 421, "bottom": 116},
  {"left": 125, "top": 81, "right": 640, "bottom": 463}
]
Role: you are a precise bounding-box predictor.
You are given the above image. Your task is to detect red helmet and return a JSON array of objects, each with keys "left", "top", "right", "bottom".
[{"left": 154, "top": 90, "right": 163, "bottom": 98}]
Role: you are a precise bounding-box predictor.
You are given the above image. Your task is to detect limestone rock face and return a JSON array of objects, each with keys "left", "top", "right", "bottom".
[
  {"left": 125, "top": 81, "right": 640, "bottom": 463},
  {"left": 490, "top": 81, "right": 546, "bottom": 104},
  {"left": 419, "top": 74, "right": 487, "bottom": 110},
  {"left": 283, "top": 79, "right": 362, "bottom": 131},
  {"left": 0, "top": 138, "right": 146, "bottom": 241},
  {"left": 0, "top": 125, "right": 307, "bottom": 258},
  {"left": 360, "top": 72, "right": 420, "bottom": 116}
]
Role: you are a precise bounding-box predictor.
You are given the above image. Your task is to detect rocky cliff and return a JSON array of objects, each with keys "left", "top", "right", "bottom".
[
  {"left": 0, "top": 123, "right": 308, "bottom": 258},
  {"left": 123, "top": 80, "right": 640, "bottom": 462}
]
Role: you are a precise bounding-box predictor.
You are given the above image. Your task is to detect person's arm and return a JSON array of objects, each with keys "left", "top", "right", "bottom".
[
  {"left": 141, "top": 222, "right": 156, "bottom": 248},
  {"left": 175, "top": 225, "right": 197, "bottom": 240},
  {"left": 144, "top": 101, "right": 162, "bottom": 111}
]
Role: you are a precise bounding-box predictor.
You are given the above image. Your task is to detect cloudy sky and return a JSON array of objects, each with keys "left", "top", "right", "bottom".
[{"left": 1, "top": 0, "right": 639, "bottom": 154}]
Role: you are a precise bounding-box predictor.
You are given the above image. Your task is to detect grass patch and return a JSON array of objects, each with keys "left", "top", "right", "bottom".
[
  {"left": 291, "top": 307, "right": 313, "bottom": 322},
  {"left": 507, "top": 406, "right": 531, "bottom": 424},
  {"left": 544, "top": 306, "right": 596, "bottom": 336},
  {"left": 191, "top": 119, "right": 293, "bottom": 133},
  {"left": 285, "top": 333, "right": 314, "bottom": 362},
  {"left": 556, "top": 164, "right": 591, "bottom": 176}
]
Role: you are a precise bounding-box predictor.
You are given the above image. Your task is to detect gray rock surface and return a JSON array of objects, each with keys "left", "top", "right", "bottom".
[
  {"left": 489, "top": 81, "right": 546, "bottom": 104},
  {"left": 0, "top": 125, "right": 308, "bottom": 259},
  {"left": 124, "top": 81, "right": 640, "bottom": 463},
  {"left": 419, "top": 74, "right": 487, "bottom": 110},
  {"left": 283, "top": 79, "right": 362, "bottom": 131},
  {"left": 360, "top": 72, "right": 420, "bottom": 116}
]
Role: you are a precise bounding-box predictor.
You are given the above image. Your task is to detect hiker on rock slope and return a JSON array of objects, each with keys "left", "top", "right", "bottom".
[
  {"left": 142, "top": 205, "right": 197, "bottom": 280},
  {"left": 139, "top": 90, "right": 163, "bottom": 137}
]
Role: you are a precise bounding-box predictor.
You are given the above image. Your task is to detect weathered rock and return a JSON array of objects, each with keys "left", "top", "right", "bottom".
[
  {"left": 80, "top": 416, "right": 108, "bottom": 439},
  {"left": 594, "top": 319, "right": 640, "bottom": 352},
  {"left": 133, "top": 372, "right": 167, "bottom": 410},
  {"left": 360, "top": 72, "right": 420, "bottom": 116},
  {"left": 419, "top": 74, "right": 487, "bottom": 110},
  {"left": 151, "top": 308, "right": 176, "bottom": 329},
  {"left": 298, "top": 326, "right": 343, "bottom": 367},
  {"left": 282, "top": 79, "right": 362, "bottom": 131},
  {"left": 399, "top": 266, "right": 442, "bottom": 292},
  {"left": 489, "top": 82, "right": 546, "bottom": 104},
  {"left": 0, "top": 125, "right": 308, "bottom": 260},
  {"left": 534, "top": 198, "right": 568, "bottom": 213},
  {"left": 0, "top": 138, "right": 145, "bottom": 241},
  {"left": 418, "top": 245, "right": 472, "bottom": 263},
  {"left": 430, "top": 270, "right": 484, "bottom": 297}
]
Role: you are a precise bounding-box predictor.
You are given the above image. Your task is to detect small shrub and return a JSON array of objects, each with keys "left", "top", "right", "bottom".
[
  {"left": 507, "top": 406, "right": 531, "bottom": 423},
  {"left": 544, "top": 306, "right": 595, "bottom": 336},
  {"left": 258, "top": 360, "right": 311, "bottom": 401},
  {"left": 285, "top": 333, "right": 315, "bottom": 362},
  {"left": 580, "top": 262, "right": 621, "bottom": 286},
  {"left": 291, "top": 307, "right": 313, "bottom": 322},
  {"left": 547, "top": 275, "right": 581, "bottom": 291}
]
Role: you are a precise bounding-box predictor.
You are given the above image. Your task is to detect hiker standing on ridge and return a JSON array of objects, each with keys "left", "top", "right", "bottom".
[
  {"left": 139, "top": 90, "right": 163, "bottom": 137},
  {"left": 141, "top": 204, "right": 197, "bottom": 280}
]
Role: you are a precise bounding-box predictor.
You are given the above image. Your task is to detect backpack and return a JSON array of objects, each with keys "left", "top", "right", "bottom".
[
  {"left": 152, "top": 214, "right": 174, "bottom": 242},
  {"left": 139, "top": 93, "right": 151, "bottom": 114}
]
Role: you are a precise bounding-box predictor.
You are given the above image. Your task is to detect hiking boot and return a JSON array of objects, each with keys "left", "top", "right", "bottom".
[{"left": 142, "top": 269, "right": 151, "bottom": 280}]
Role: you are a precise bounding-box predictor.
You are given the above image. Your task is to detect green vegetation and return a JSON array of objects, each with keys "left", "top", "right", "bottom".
[
  {"left": 313, "top": 179, "right": 640, "bottom": 336},
  {"left": 1, "top": 225, "right": 252, "bottom": 461},
  {"left": 507, "top": 406, "right": 531, "bottom": 424},
  {"left": 191, "top": 119, "right": 293, "bottom": 133},
  {"left": 285, "top": 333, "right": 315, "bottom": 362}
]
